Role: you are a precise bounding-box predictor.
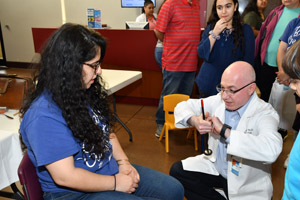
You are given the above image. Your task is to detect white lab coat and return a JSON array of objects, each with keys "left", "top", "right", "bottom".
[{"left": 174, "top": 93, "right": 282, "bottom": 200}]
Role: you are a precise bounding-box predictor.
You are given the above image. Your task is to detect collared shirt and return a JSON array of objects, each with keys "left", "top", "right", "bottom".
[
  {"left": 155, "top": 0, "right": 201, "bottom": 71},
  {"left": 214, "top": 94, "right": 253, "bottom": 179}
]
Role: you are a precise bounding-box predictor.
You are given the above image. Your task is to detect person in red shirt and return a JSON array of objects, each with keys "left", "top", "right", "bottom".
[{"left": 154, "top": 0, "right": 201, "bottom": 137}]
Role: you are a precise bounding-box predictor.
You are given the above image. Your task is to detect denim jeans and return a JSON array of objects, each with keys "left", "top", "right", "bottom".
[
  {"left": 43, "top": 164, "right": 184, "bottom": 200},
  {"left": 154, "top": 46, "right": 163, "bottom": 70},
  {"left": 156, "top": 70, "right": 196, "bottom": 125}
]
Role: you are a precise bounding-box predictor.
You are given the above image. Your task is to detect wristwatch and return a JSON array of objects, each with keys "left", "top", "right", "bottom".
[{"left": 220, "top": 124, "right": 231, "bottom": 139}]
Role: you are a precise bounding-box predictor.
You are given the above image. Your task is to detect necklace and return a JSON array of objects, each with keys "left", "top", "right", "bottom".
[{"left": 222, "top": 28, "right": 233, "bottom": 41}]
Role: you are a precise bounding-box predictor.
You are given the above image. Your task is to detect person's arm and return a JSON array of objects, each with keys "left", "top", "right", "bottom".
[
  {"left": 154, "top": 29, "right": 164, "bottom": 42},
  {"left": 208, "top": 19, "right": 228, "bottom": 52},
  {"left": 211, "top": 116, "right": 231, "bottom": 139},
  {"left": 277, "top": 41, "right": 290, "bottom": 85},
  {"left": 174, "top": 95, "right": 222, "bottom": 128},
  {"left": 45, "top": 156, "right": 137, "bottom": 193},
  {"left": 109, "top": 133, "right": 140, "bottom": 185},
  {"left": 45, "top": 133, "right": 139, "bottom": 193},
  {"left": 251, "top": 27, "right": 259, "bottom": 37},
  {"left": 188, "top": 113, "right": 213, "bottom": 134}
]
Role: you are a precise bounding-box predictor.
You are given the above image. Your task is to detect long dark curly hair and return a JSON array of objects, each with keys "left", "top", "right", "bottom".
[
  {"left": 241, "top": 0, "right": 260, "bottom": 20},
  {"left": 20, "top": 23, "right": 114, "bottom": 159},
  {"left": 207, "top": 0, "right": 245, "bottom": 54}
]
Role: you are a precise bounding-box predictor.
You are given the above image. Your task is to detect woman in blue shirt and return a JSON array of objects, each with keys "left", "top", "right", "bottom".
[
  {"left": 19, "top": 23, "right": 184, "bottom": 200},
  {"left": 195, "top": 0, "right": 255, "bottom": 97}
]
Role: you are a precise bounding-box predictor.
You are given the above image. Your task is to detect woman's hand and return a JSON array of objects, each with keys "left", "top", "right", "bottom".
[
  {"left": 118, "top": 162, "right": 140, "bottom": 183},
  {"left": 213, "top": 18, "right": 228, "bottom": 35},
  {"left": 276, "top": 71, "right": 290, "bottom": 86},
  {"left": 116, "top": 163, "right": 140, "bottom": 193}
]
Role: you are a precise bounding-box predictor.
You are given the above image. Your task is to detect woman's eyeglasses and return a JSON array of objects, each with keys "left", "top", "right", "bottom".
[{"left": 84, "top": 60, "right": 101, "bottom": 74}]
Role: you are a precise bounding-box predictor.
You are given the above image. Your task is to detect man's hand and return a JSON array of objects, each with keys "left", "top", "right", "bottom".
[
  {"left": 211, "top": 116, "right": 223, "bottom": 135},
  {"left": 188, "top": 113, "right": 213, "bottom": 134}
]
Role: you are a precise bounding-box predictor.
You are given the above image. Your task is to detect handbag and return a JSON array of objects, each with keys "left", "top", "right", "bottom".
[
  {"left": 0, "top": 76, "right": 34, "bottom": 109},
  {"left": 268, "top": 78, "right": 297, "bottom": 130}
]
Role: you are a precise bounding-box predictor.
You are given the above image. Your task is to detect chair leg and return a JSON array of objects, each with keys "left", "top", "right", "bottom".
[
  {"left": 187, "top": 129, "right": 193, "bottom": 139},
  {"left": 165, "top": 127, "right": 169, "bottom": 153},
  {"left": 194, "top": 128, "right": 198, "bottom": 151},
  {"left": 159, "top": 125, "right": 166, "bottom": 141}
]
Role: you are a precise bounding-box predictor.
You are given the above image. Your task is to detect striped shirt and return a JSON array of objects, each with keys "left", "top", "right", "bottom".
[{"left": 155, "top": 0, "right": 201, "bottom": 71}]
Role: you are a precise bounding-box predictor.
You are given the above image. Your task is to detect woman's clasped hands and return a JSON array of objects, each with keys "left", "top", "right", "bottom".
[{"left": 115, "top": 160, "right": 140, "bottom": 193}]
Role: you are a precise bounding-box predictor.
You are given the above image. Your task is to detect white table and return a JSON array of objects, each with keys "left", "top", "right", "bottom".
[
  {"left": 0, "top": 109, "right": 24, "bottom": 199},
  {"left": 101, "top": 69, "right": 142, "bottom": 141},
  {"left": 101, "top": 69, "right": 142, "bottom": 95}
]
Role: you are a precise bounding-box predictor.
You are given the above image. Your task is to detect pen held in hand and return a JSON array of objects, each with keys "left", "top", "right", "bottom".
[{"left": 201, "top": 99, "right": 212, "bottom": 156}]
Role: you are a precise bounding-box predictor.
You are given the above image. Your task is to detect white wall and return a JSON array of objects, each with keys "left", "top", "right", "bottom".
[{"left": 0, "top": 0, "right": 164, "bottom": 63}]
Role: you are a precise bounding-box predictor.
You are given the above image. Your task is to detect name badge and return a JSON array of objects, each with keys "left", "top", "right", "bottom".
[{"left": 231, "top": 157, "right": 242, "bottom": 176}]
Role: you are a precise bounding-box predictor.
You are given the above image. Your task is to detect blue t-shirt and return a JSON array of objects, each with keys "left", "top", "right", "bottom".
[
  {"left": 195, "top": 23, "right": 255, "bottom": 95},
  {"left": 20, "top": 91, "right": 118, "bottom": 193},
  {"left": 280, "top": 18, "right": 300, "bottom": 48},
  {"left": 282, "top": 131, "right": 300, "bottom": 199}
]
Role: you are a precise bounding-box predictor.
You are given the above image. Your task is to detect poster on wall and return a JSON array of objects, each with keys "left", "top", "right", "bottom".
[{"left": 87, "top": 8, "right": 102, "bottom": 28}]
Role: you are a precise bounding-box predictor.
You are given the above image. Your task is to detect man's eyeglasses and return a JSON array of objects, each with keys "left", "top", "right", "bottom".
[
  {"left": 84, "top": 60, "right": 101, "bottom": 74},
  {"left": 216, "top": 81, "right": 255, "bottom": 96}
]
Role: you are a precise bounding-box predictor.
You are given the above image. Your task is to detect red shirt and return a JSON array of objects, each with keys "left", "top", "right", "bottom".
[{"left": 155, "top": 0, "right": 201, "bottom": 71}]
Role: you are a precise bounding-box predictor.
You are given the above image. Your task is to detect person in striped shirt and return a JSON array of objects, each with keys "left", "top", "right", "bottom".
[{"left": 154, "top": 0, "right": 201, "bottom": 137}]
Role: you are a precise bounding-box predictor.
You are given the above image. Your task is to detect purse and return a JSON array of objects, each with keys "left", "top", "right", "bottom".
[{"left": 0, "top": 76, "right": 34, "bottom": 109}]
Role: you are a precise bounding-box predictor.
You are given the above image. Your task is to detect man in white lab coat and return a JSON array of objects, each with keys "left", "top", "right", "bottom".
[{"left": 170, "top": 61, "right": 283, "bottom": 200}]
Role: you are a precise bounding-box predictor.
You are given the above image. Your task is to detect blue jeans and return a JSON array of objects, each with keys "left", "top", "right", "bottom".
[
  {"left": 43, "top": 164, "right": 184, "bottom": 200},
  {"left": 156, "top": 70, "right": 196, "bottom": 125},
  {"left": 154, "top": 46, "right": 163, "bottom": 70}
]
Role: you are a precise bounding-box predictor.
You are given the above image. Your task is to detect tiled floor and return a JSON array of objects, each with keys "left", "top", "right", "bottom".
[{"left": 0, "top": 103, "right": 293, "bottom": 200}]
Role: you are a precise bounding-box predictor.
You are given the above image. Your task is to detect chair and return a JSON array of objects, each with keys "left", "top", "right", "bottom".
[
  {"left": 18, "top": 151, "right": 43, "bottom": 200},
  {"left": 159, "top": 94, "right": 198, "bottom": 153}
]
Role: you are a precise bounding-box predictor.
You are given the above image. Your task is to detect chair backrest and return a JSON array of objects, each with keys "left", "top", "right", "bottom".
[
  {"left": 163, "top": 94, "right": 189, "bottom": 125},
  {"left": 18, "top": 151, "right": 43, "bottom": 200}
]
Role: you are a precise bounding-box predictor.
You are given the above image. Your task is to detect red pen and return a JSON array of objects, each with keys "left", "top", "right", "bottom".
[
  {"left": 201, "top": 99, "right": 205, "bottom": 120},
  {"left": 200, "top": 99, "right": 212, "bottom": 156}
]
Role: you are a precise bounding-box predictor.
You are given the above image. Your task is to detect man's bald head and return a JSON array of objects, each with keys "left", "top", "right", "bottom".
[
  {"left": 220, "top": 61, "right": 257, "bottom": 110},
  {"left": 222, "top": 61, "right": 256, "bottom": 84}
]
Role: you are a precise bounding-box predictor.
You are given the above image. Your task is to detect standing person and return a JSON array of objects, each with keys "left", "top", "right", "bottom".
[
  {"left": 136, "top": 0, "right": 164, "bottom": 69},
  {"left": 254, "top": 0, "right": 300, "bottom": 103},
  {"left": 19, "top": 23, "right": 184, "bottom": 200},
  {"left": 277, "top": 17, "right": 300, "bottom": 86},
  {"left": 281, "top": 39, "right": 300, "bottom": 200},
  {"left": 241, "top": 0, "right": 268, "bottom": 37},
  {"left": 170, "top": 61, "right": 282, "bottom": 200},
  {"left": 136, "top": 0, "right": 157, "bottom": 29},
  {"left": 195, "top": 0, "right": 255, "bottom": 98},
  {"left": 154, "top": 0, "right": 201, "bottom": 137}
]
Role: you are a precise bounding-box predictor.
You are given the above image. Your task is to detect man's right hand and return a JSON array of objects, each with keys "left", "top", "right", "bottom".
[{"left": 188, "top": 113, "right": 213, "bottom": 134}]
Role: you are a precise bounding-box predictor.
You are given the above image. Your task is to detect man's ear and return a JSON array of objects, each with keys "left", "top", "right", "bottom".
[{"left": 249, "top": 83, "right": 257, "bottom": 95}]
